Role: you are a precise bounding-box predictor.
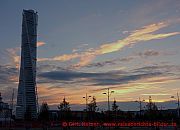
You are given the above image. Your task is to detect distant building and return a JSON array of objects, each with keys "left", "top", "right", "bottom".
[
  {"left": 16, "top": 9, "right": 38, "bottom": 120},
  {"left": 48, "top": 110, "right": 104, "bottom": 121},
  {"left": 0, "top": 93, "right": 11, "bottom": 119}
]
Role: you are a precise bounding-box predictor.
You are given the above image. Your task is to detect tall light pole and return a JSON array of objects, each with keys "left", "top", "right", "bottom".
[
  {"left": 171, "top": 92, "right": 180, "bottom": 118},
  {"left": 135, "top": 97, "right": 145, "bottom": 116},
  {"left": 102, "top": 88, "right": 114, "bottom": 130},
  {"left": 102, "top": 88, "right": 114, "bottom": 111},
  {"left": 83, "top": 93, "right": 91, "bottom": 111}
]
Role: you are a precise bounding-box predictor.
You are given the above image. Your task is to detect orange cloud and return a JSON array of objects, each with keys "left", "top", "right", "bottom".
[
  {"left": 37, "top": 84, "right": 87, "bottom": 105},
  {"left": 9, "top": 75, "right": 19, "bottom": 84},
  {"left": 70, "top": 52, "right": 96, "bottom": 68},
  {"left": 53, "top": 53, "right": 80, "bottom": 61},
  {"left": 38, "top": 53, "right": 81, "bottom": 62},
  {"left": 135, "top": 76, "right": 180, "bottom": 85},
  {"left": 37, "top": 41, "right": 46, "bottom": 47},
  {"left": 36, "top": 74, "right": 180, "bottom": 105},
  {"left": 6, "top": 48, "right": 20, "bottom": 69},
  {"left": 95, "top": 22, "right": 179, "bottom": 55},
  {"left": 37, "top": 84, "right": 65, "bottom": 104},
  {"left": 7, "top": 41, "right": 46, "bottom": 68},
  {"left": 38, "top": 21, "right": 180, "bottom": 68}
]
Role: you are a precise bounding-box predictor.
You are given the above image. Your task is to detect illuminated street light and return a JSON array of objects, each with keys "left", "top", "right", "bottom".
[
  {"left": 102, "top": 88, "right": 114, "bottom": 130},
  {"left": 102, "top": 88, "right": 114, "bottom": 111},
  {"left": 83, "top": 93, "right": 91, "bottom": 111}
]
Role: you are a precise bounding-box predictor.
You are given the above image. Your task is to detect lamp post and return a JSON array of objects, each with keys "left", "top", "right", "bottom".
[
  {"left": 83, "top": 93, "right": 91, "bottom": 111},
  {"left": 171, "top": 92, "right": 180, "bottom": 118},
  {"left": 102, "top": 88, "right": 114, "bottom": 130},
  {"left": 135, "top": 97, "right": 145, "bottom": 117},
  {"left": 102, "top": 88, "right": 114, "bottom": 112}
]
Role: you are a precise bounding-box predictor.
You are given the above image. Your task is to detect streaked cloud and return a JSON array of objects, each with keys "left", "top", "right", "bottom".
[
  {"left": 122, "top": 30, "right": 129, "bottom": 34},
  {"left": 37, "top": 84, "right": 65, "bottom": 104},
  {"left": 37, "top": 41, "right": 46, "bottom": 47},
  {"left": 6, "top": 48, "right": 20, "bottom": 69},
  {"left": 83, "top": 49, "right": 177, "bottom": 68},
  {"left": 38, "top": 21, "right": 180, "bottom": 68},
  {"left": 1, "top": 63, "right": 180, "bottom": 105},
  {"left": 85, "top": 56, "right": 136, "bottom": 68},
  {"left": 38, "top": 64, "right": 180, "bottom": 87},
  {"left": 94, "top": 22, "right": 179, "bottom": 55},
  {"left": 34, "top": 61, "right": 180, "bottom": 105},
  {"left": 6, "top": 22, "right": 179, "bottom": 69},
  {"left": 141, "top": 93, "right": 171, "bottom": 96},
  {"left": 138, "top": 50, "right": 160, "bottom": 57},
  {"left": 38, "top": 53, "right": 80, "bottom": 62},
  {"left": 6, "top": 41, "right": 46, "bottom": 68}
]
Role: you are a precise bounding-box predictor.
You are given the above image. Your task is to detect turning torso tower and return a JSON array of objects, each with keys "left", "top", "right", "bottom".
[{"left": 16, "top": 10, "right": 38, "bottom": 119}]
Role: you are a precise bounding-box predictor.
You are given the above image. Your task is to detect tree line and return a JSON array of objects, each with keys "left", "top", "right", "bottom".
[{"left": 38, "top": 96, "right": 178, "bottom": 122}]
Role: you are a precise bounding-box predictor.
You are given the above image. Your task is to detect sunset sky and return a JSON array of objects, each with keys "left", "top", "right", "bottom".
[{"left": 0, "top": 0, "right": 180, "bottom": 111}]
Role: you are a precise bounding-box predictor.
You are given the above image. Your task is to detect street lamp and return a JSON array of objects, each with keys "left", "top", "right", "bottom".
[
  {"left": 102, "top": 88, "right": 114, "bottom": 111},
  {"left": 135, "top": 97, "right": 145, "bottom": 117},
  {"left": 83, "top": 93, "right": 91, "bottom": 111},
  {"left": 171, "top": 92, "right": 180, "bottom": 118},
  {"left": 102, "top": 88, "right": 114, "bottom": 130}
]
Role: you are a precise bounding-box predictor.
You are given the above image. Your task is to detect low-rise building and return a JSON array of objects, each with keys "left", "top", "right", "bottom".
[{"left": 0, "top": 93, "right": 12, "bottom": 119}]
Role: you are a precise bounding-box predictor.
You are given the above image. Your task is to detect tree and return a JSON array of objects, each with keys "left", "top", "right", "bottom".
[
  {"left": 144, "top": 96, "right": 158, "bottom": 120},
  {"left": 87, "top": 96, "right": 97, "bottom": 126},
  {"left": 58, "top": 97, "right": 71, "bottom": 122},
  {"left": 39, "top": 102, "right": 49, "bottom": 121},
  {"left": 112, "top": 99, "right": 118, "bottom": 112},
  {"left": 112, "top": 99, "right": 119, "bottom": 123},
  {"left": 145, "top": 96, "right": 158, "bottom": 111},
  {"left": 58, "top": 97, "right": 71, "bottom": 111},
  {"left": 87, "top": 96, "right": 97, "bottom": 112}
]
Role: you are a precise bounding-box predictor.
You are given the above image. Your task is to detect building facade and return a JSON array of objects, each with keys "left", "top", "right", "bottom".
[
  {"left": 16, "top": 10, "right": 38, "bottom": 120},
  {"left": 0, "top": 93, "right": 12, "bottom": 119}
]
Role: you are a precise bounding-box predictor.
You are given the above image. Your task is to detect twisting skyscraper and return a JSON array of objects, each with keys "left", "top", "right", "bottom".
[{"left": 16, "top": 10, "right": 38, "bottom": 119}]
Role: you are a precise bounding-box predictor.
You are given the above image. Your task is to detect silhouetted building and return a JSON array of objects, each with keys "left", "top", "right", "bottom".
[
  {"left": 48, "top": 110, "right": 103, "bottom": 121},
  {"left": 16, "top": 9, "right": 38, "bottom": 120},
  {"left": 0, "top": 93, "right": 11, "bottom": 119}
]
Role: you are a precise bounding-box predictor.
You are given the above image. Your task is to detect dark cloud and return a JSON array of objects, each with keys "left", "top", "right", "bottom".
[
  {"left": 2, "top": 63, "right": 179, "bottom": 88},
  {"left": 38, "top": 63, "right": 180, "bottom": 88},
  {"left": 0, "top": 65, "right": 17, "bottom": 75},
  {"left": 137, "top": 49, "right": 178, "bottom": 58},
  {"left": 138, "top": 50, "right": 160, "bottom": 57},
  {"left": 0, "top": 65, "right": 18, "bottom": 84},
  {"left": 0, "top": 65, "right": 18, "bottom": 103},
  {"left": 134, "top": 65, "right": 180, "bottom": 74},
  {"left": 84, "top": 49, "right": 178, "bottom": 69},
  {"left": 38, "top": 70, "right": 117, "bottom": 81},
  {"left": 1, "top": 62, "right": 180, "bottom": 103},
  {"left": 37, "top": 64, "right": 68, "bottom": 73},
  {"left": 86, "top": 60, "right": 116, "bottom": 68},
  {"left": 86, "top": 56, "right": 135, "bottom": 68},
  {"left": 38, "top": 68, "right": 164, "bottom": 87},
  {"left": 91, "top": 72, "right": 162, "bottom": 86}
]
